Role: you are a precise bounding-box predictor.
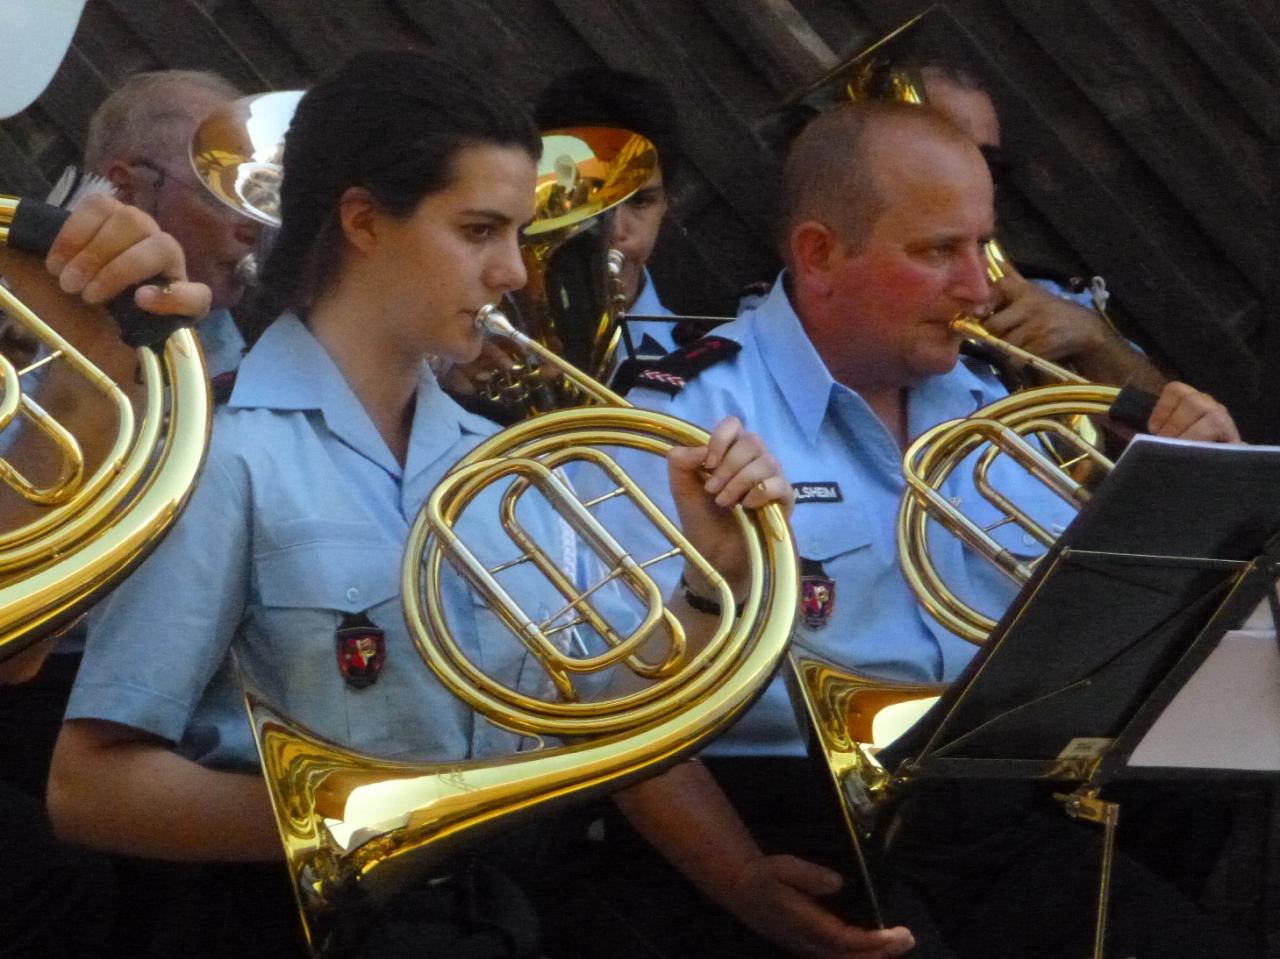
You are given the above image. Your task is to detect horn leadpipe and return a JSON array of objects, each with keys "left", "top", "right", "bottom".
[{"left": 475, "top": 304, "right": 629, "bottom": 408}]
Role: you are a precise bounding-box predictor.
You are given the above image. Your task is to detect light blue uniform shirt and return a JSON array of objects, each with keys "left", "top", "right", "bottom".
[
  {"left": 198, "top": 306, "right": 246, "bottom": 378},
  {"left": 607, "top": 278, "right": 1076, "bottom": 756},
  {"left": 68, "top": 313, "right": 586, "bottom": 770}
]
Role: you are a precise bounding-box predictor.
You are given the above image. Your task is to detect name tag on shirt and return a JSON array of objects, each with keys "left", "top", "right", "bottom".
[{"left": 793, "top": 482, "right": 843, "bottom": 504}]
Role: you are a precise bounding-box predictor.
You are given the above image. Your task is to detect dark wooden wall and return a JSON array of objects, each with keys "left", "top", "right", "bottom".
[{"left": 3, "top": 0, "right": 1277, "bottom": 437}]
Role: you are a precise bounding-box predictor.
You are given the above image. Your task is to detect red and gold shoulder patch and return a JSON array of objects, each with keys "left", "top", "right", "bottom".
[{"left": 629, "top": 336, "right": 742, "bottom": 396}]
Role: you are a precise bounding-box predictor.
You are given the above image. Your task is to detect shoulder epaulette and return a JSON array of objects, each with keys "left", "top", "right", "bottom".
[
  {"left": 627, "top": 336, "right": 741, "bottom": 397},
  {"left": 210, "top": 370, "right": 238, "bottom": 405}
]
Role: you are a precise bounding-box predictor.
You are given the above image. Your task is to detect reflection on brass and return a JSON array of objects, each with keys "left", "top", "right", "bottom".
[
  {"left": 792, "top": 653, "right": 943, "bottom": 814},
  {"left": 483, "top": 127, "right": 656, "bottom": 422},
  {"left": 190, "top": 90, "right": 300, "bottom": 228},
  {"left": 780, "top": 7, "right": 935, "bottom": 111},
  {"left": 897, "top": 379, "right": 1118, "bottom": 644},
  {"left": 249, "top": 301, "right": 798, "bottom": 955},
  {"left": 789, "top": 652, "right": 943, "bottom": 927},
  {"left": 0, "top": 196, "right": 210, "bottom": 660}
]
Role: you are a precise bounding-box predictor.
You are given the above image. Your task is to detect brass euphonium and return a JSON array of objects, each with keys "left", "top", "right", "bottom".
[
  {"left": 191, "top": 89, "right": 300, "bottom": 295},
  {"left": 191, "top": 93, "right": 798, "bottom": 956},
  {"left": 471, "top": 126, "right": 655, "bottom": 421},
  {"left": 0, "top": 196, "right": 209, "bottom": 661}
]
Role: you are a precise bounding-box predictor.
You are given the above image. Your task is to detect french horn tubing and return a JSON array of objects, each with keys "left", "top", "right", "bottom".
[
  {"left": 0, "top": 196, "right": 209, "bottom": 661},
  {"left": 191, "top": 92, "right": 799, "bottom": 956}
]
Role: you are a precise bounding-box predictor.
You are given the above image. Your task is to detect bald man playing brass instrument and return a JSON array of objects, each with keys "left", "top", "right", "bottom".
[{"left": 575, "top": 99, "right": 1244, "bottom": 959}]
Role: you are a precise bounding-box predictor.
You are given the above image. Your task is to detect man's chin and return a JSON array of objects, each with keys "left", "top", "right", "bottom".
[{"left": 914, "top": 347, "right": 961, "bottom": 379}]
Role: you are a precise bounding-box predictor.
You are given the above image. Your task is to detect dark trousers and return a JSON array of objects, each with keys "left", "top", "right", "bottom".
[
  {"left": 0, "top": 650, "right": 80, "bottom": 797},
  {"left": 538, "top": 756, "right": 1257, "bottom": 959},
  {"left": 0, "top": 783, "right": 114, "bottom": 958},
  {"left": 0, "top": 652, "right": 117, "bottom": 959},
  {"left": 537, "top": 756, "right": 953, "bottom": 959},
  {"left": 883, "top": 780, "right": 1259, "bottom": 959},
  {"left": 102, "top": 834, "right": 548, "bottom": 958}
]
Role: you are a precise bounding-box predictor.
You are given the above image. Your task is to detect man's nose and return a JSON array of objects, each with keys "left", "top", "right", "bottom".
[
  {"left": 609, "top": 208, "right": 634, "bottom": 251},
  {"left": 951, "top": 245, "right": 992, "bottom": 311}
]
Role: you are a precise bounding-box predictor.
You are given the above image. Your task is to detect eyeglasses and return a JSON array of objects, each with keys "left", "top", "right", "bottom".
[{"left": 128, "top": 159, "right": 242, "bottom": 220}]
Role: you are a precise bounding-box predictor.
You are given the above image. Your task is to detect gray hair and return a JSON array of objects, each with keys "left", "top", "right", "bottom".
[{"left": 84, "top": 69, "right": 241, "bottom": 172}]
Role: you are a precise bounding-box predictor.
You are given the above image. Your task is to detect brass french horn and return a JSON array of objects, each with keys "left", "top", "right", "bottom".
[
  {"left": 0, "top": 197, "right": 209, "bottom": 661},
  {"left": 192, "top": 93, "right": 798, "bottom": 956}
]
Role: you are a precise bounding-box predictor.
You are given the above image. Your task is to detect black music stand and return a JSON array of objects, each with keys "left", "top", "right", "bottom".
[
  {"left": 615, "top": 313, "right": 731, "bottom": 361},
  {"left": 878, "top": 435, "right": 1280, "bottom": 957}
]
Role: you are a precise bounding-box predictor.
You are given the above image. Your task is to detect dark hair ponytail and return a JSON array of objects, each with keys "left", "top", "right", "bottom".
[{"left": 245, "top": 50, "right": 541, "bottom": 343}]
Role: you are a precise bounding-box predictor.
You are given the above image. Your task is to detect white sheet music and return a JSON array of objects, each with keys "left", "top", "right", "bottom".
[
  {"left": 1128, "top": 600, "right": 1280, "bottom": 771},
  {"left": 1120, "top": 434, "right": 1280, "bottom": 455}
]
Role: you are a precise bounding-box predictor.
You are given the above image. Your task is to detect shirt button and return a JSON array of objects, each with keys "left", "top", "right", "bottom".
[
  {"left": 949, "top": 496, "right": 962, "bottom": 507},
  {"left": 346, "top": 587, "right": 361, "bottom": 603},
  {"left": 1022, "top": 534, "right": 1036, "bottom": 546}
]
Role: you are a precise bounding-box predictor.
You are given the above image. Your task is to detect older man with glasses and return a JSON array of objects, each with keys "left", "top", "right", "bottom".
[{"left": 86, "top": 69, "right": 259, "bottom": 376}]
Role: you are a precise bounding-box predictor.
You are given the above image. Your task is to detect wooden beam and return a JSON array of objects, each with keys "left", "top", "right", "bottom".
[
  {"left": 1156, "top": 0, "right": 1280, "bottom": 139},
  {"left": 100, "top": 0, "right": 266, "bottom": 89},
  {"left": 544, "top": 0, "right": 781, "bottom": 249},
  {"left": 1004, "top": 0, "right": 1268, "bottom": 289},
  {"left": 700, "top": 0, "right": 838, "bottom": 93}
]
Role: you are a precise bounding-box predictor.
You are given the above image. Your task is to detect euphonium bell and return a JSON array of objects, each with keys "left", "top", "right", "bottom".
[
  {"left": 0, "top": 196, "right": 209, "bottom": 660},
  {"left": 192, "top": 89, "right": 299, "bottom": 307},
  {"left": 472, "top": 126, "right": 656, "bottom": 422},
  {"left": 191, "top": 90, "right": 299, "bottom": 228}
]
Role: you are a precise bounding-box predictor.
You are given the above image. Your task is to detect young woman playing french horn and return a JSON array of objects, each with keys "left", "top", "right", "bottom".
[{"left": 44, "top": 51, "right": 819, "bottom": 959}]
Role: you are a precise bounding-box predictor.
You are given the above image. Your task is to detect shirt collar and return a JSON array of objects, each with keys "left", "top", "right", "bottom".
[
  {"left": 749, "top": 275, "right": 839, "bottom": 445},
  {"left": 196, "top": 307, "right": 245, "bottom": 378},
  {"left": 630, "top": 268, "right": 672, "bottom": 317},
  {"left": 747, "top": 276, "right": 1004, "bottom": 444},
  {"left": 229, "top": 312, "right": 490, "bottom": 477}
]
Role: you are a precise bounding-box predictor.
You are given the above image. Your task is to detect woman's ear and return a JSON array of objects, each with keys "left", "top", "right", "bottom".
[
  {"left": 789, "top": 220, "right": 838, "bottom": 298},
  {"left": 336, "top": 186, "right": 381, "bottom": 255}
]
